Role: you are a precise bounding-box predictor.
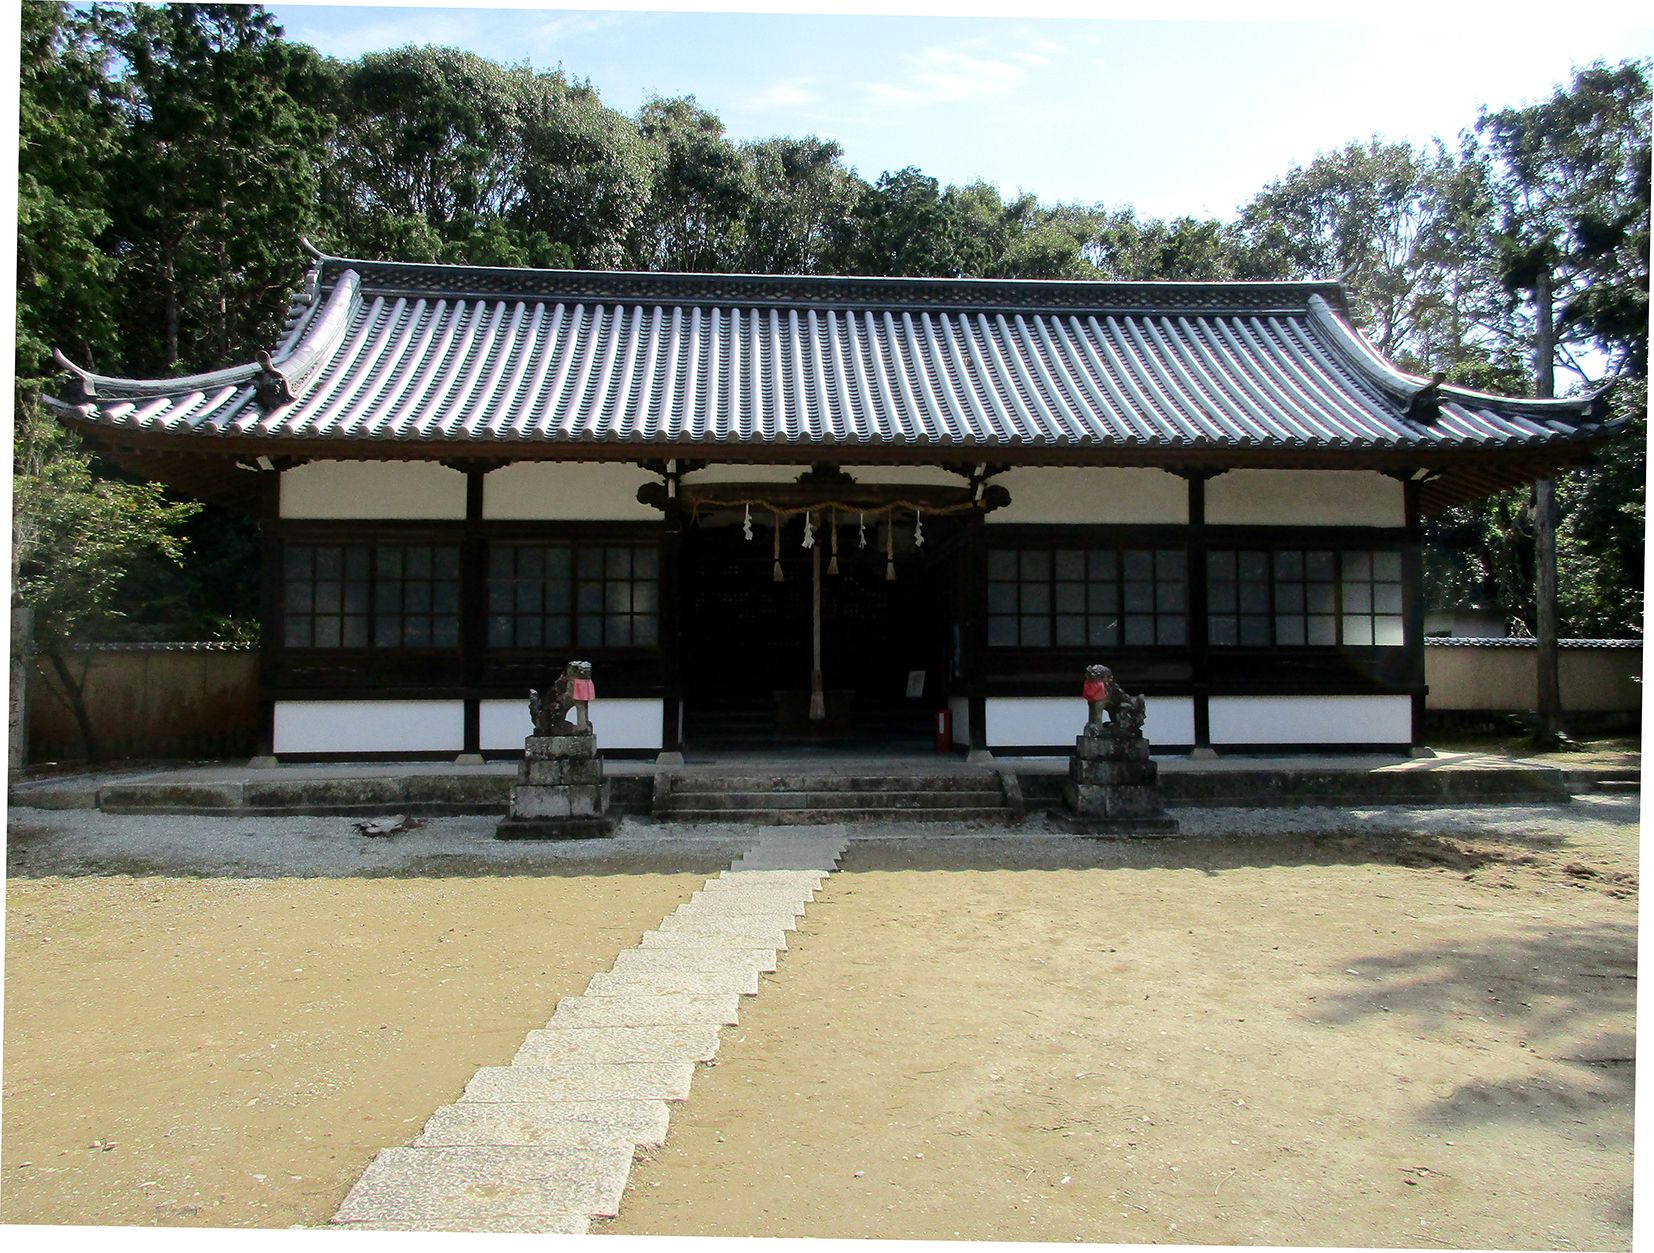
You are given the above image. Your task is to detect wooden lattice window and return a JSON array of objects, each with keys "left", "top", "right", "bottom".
[
  {"left": 1207, "top": 548, "right": 1402, "bottom": 646},
  {"left": 488, "top": 543, "right": 660, "bottom": 649},
  {"left": 283, "top": 542, "right": 460, "bottom": 649},
  {"left": 987, "top": 548, "right": 1187, "bottom": 647}
]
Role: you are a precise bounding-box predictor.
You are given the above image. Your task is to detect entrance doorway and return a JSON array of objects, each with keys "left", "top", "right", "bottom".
[{"left": 679, "top": 513, "right": 960, "bottom": 748}]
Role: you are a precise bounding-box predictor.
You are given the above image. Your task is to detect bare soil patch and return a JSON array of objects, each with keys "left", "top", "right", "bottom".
[
  {"left": 1, "top": 872, "right": 702, "bottom": 1227},
  {"left": 606, "top": 812, "right": 1635, "bottom": 1248}
]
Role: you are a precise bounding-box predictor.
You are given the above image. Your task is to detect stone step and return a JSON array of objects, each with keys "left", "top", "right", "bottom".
[
  {"left": 640, "top": 927, "right": 790, "bottom": 951},
  {"left": 413, "top": 1099, "right": 672, "bottom": 1148},
  {"left": 669, "top": 805, "right": 1012, "bottom": 825},
  {"left": 463, "top": 1062, "right": 695, "bottom": 1103},
  {"left": 663, "top": 773, "right": 1000, "bottom": 794},
  {"left": 512, "top": 1024, "right": 723, "bottom": 1065},
  {"left": 663, "top": 789, "right": 1005, "bottom": 811},
  {"left": 548, "top": 992, "right": 741, "bottom": 1027},
  {"left": 608, "top": 947, "right": 779, "bottom": 976},
  {"left": 585, "top": 968, "right": 762, "bottom": 997},
  {"left": 331, "top": 1143, "right": 631, "bottom": 1226}
]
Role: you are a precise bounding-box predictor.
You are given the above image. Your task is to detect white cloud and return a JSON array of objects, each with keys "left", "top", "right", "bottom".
[
  {"left": 858, "top": 43, "right": 1031, "bottom": 108},
  {"left": 742, "top": 79, "right": 823, "bottom": 109}
]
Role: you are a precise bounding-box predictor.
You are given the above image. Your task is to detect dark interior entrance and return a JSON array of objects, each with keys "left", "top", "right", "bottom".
[{"left": 679, "top": 513, "right": 960, "bottom": 748}]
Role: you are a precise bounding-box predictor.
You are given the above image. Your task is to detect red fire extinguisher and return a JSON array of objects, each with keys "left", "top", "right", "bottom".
[{"left": 934, "top": 708, "right": 952, "bottom": 753}]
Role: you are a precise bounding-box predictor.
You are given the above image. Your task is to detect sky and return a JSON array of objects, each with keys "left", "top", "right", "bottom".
[{"left": 266, "top": 1, "right": 1653, "bottom": 222}]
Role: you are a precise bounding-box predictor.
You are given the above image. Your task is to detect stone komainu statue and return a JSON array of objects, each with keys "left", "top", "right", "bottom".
[
  {"left": 1083, "top": 663, "right": 1146, "bottom": 736},
  {"left": 529, "top": 660, "right": 595, "bottom": 735}
]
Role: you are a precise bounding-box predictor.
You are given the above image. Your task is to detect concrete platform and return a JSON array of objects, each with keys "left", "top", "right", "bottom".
[{"left": 8, "top": 746, "right": 1612, "bottom": 817}]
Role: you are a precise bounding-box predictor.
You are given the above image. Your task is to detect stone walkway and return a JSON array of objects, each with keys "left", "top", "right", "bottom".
[{"left": 328, "top": 828, "right": 850, "bottom": 1233}]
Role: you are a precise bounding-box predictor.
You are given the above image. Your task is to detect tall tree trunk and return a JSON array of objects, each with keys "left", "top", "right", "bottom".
[
  {"left": 10, "top": 606, "right": 34, "bottom": 771},
  {"left": 162, "top": 233, "right": 179, "bottom": 368},
  {"left": 1531, "top": 266, "right": 1562, "bottom": 741},
  {"left": 44, "top": 648, "right": 100, "bottom": 762}
]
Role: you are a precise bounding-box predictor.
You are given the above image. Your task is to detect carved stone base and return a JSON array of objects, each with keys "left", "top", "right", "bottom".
[
  {"left": 1061, "top": 726, "right": 1176, "bottom": 834},
  {"left": 495, "top": 815, "right": 618, "bottom": 841}
]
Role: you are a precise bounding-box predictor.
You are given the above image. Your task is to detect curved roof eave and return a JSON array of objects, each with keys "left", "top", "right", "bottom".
[{"left": 51, "top": 268, "right": 360, "bottom": 404}]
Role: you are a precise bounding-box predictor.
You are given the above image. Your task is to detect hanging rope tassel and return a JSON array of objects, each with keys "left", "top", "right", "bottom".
[
  {"left": 802, "top": 511, "right": 814, "bottom": 549},
  {"left": 772, "top": 511, "right": 784, "bottom": 582},
  {"left": 858, "top": 512, "right": 867, "bottom": 549},
  {"left": 743, "top": 502, "right": 753, "bottom": 541},
  {"left": 885, "top": 511, "right": 897, "bottom": 581},
  {"left": 827, "top": 508, "right": 839, "bottom": 575},
  {"left": 914, "top": 508, "right": 924, "bottom": 549}
]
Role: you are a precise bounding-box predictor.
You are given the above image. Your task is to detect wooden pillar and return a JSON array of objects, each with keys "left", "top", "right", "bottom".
[
  {"left": 963, "top": 509, "right": 989, "bottom": 754},
  {"left": 659, "top": 465, "right": 684, "bottom": 755},
  {"left": 1184, "top": 471, "right": 1214, "bottom": 756},
  {"left": 1534, "top": 477, "right": 1562, "bottom": 741},
  {"left": 1403, "top": 478, "right": 1430, "bottom": 752},
  {"left": 459, "top": 468, "right": 488, "bottom": 756},
  {"left": 254, "top": 470, "right": 282, "bottom": 761}
]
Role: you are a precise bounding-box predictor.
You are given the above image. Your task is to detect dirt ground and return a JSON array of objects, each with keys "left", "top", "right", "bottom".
[
  {"left": 1, "top": 872, "right": 703, "bottom": 1227},
  {"left": 606, "top": 803, "right": 1637, "bottom": 1249},
  {"left": 1, "top": 798, "right": 1638, "bottom": 1247}
]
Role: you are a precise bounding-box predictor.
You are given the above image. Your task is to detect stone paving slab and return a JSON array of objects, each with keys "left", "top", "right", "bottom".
[
  {"left": 640, "top": 926, "right": 790, "bottom": 950},
  {"left": 464, "top": 1062, "right": 696, "bottom": 1103},
  {"left": 664, "top": 905, "right": 807, "bottom": 925},
  {"left": 658, "top": 908, "right": 798, "bottom": 931},
  {"left": 333, "top": 1214, "right": 593, "bottom": 1234},
  {"left": 695, "top": 879, "right": 818, "bottom": 898},
  {"left": 610, "top": 947, "right": 779, "bottom": 975},
  {"left": 585, "top": 968, "right": 761, "bottom": 998},
  {"left": 414, "top": 1099, "right": 671, "bottom": 1148},
  {"left": 512, "top": 1024, "right": 723, "bottom": 1065},
  {"left": 548, "top": 992, "right": 742, "bottom": 1027},
  {"left": 332, "top": 1143, "right": 633, "bottom": 1223}
]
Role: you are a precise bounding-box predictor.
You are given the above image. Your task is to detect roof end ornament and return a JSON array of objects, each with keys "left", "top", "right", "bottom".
[
  {"left": 1405, "top": 372, "right": 1448, "bottom": 424},
  {"left": 53, "top": 349, "right": 97, "bottom": 401},
  {"left": 254, "top": 351, "right": 295, "bottom": 411}
]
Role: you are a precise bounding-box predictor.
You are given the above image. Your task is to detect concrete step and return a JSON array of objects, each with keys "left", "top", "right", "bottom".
[
  {"left": 663, "top": 789, "right": 1005, "bottom": 811},
  {"left": 664, "top": 773, "right": 1000, "bottom": 794}
]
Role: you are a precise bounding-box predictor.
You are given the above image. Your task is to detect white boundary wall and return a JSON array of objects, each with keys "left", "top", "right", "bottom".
[
  {"left": 985, "top": 696, "right": 1196, "bottom": 748},
  {"left": 1208, "top": 695, "right": 1412, "bottom": 744},
  {"left": 985, "top": 467, "right": 1187, "bottom": 524},
  {"left": 273, "top": 700, "right": 464, "bottom": 754},
  {"left": 279, "top": 461, "right": 467, "bottom": 519},
  {"left": 1205, "top": 471, "right": 1404, "bottom": 527},
  {"left": 480, "top": 698, "right": 663, "bottom": 751},
  {"left": 484, "top": 462, "right": 659, "bottom": 520}
]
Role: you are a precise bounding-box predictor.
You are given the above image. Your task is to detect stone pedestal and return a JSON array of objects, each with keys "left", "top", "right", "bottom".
[
  {"left": 1052, "top": 727, "right": 1179, "bottom": 836},
  {"left": 496, "top": 732, "right": 616, "bottom": 840}
]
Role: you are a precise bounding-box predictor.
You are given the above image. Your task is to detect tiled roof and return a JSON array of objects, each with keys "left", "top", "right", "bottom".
[
  {"left": 1423, "top": 637, "right": 1643, "bottom": 648},
  {"left": 50, "top": 249, "right": 1611, "bottom": 456}
]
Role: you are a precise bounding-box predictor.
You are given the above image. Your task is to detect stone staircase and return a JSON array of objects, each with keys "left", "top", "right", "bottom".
[{"left": 651, "top": 770, "right": 1021, "bottom": 824}]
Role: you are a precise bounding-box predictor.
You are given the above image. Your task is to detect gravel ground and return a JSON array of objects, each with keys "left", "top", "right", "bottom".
[{"left": 5, "top": 797, "right": 1635, "bottom": 879}]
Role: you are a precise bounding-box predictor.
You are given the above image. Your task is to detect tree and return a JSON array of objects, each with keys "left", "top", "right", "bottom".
[
  {"left": 844, "top": 166, "right": 978, "bottom": 277},
  {"left": 629, "top": 96, "right": 753, "bottom": 272},
  {"left": 12, "top": 416, "right": 200, "bottom": 760},
  {"left": 97, "top": 2, "right": 333, "bottom": 374},
  {"left": 735, "top": 135, "right": 862, "bottom": 274}
]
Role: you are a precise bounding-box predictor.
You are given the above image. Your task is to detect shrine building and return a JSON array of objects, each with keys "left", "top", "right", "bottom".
[{"left": 48, "top": 246, "right": 1619, "bottom": 761}]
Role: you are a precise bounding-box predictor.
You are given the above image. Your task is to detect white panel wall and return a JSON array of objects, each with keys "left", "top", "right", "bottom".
[
  {"left": 1207, "top": 695, "right": 1412, "bottom": 745},
  {"left": 484, "top": 462, "right": 659, "bottom": 520},
  {"left": 986, "top": 467, "right": 1187, "bottom": 524},
  {"left": 949, "top": 695, "right": 971, "bottom": 747},
  {"left": 272, "top": 700, "right": 464, "bottom": 754},
  {"left": 984, "top": 696, "right": 1196, "bottom": 748},
  {"left": 1205, "top": 470, "right": 1404, "bottom": 527},
  {"left": 480, "top": 698, "right": 663, "bottom": 751},
  {"left": 279, "top": 461, "right": 467, "bottom": 519}
]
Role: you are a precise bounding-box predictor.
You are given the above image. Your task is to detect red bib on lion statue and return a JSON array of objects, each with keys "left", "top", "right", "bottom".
[
  {"left": 1082, "top": 679, "right": 1108, "bottom": 702},
  {"left": 571, "top": 679, "right": 596, "bottom": 702}
]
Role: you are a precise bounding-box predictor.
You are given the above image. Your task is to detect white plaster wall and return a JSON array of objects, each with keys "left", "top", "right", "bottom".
[
  {"left": 484, "top": 462, "right": 659, "bottom": 520},
  {"left": 985, "top": 696, "right": 1195, "bottom": 748},
  {"left": 272, "top": 700, "right": 464, "bottom": 754},
  {"left": 279, "top": 461, "right": 467, "bottom": 519},
  {"left": 480, "top": 697, "right": 663, "bottom": 751},
  {"left": 1207, "top": 695, "right": 1412, "bottom": 744},
  {"left": 1205, "top": 471, "right": 1404, "bottom": 527},
  {"left": 949, "top": 695, "right": 971, "bottom": 746},
  {"left": 985, "top": 468, "right": 1187, "bottom": 524}
]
